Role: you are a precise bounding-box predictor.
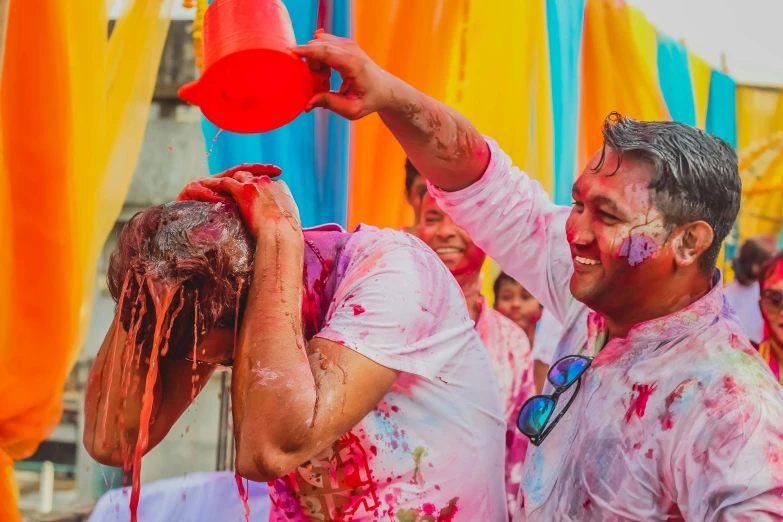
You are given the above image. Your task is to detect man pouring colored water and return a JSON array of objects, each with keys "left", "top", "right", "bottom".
[
  {"left": 83, "top": 165, "right": 508, "bottom": 520},
  {"left": 294, "top": 33, "right": 783, "bottom": 520}
]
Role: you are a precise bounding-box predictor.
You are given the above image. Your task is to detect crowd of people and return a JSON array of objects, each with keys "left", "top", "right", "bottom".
[{"left": 83, "top": 31, "right": 783, "bottom": 522}]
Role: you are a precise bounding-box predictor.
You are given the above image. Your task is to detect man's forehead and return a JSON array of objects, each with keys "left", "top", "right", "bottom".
[{"left": 574, "top": 150, "right": 653, "bottom": 200}]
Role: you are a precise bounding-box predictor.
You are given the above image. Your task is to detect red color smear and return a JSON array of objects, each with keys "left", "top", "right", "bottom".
[
  {"left": 624, "top": 383, "right": 657, "bottom": 423},
  {"left": 633, "top": 442, "right": 642, "bottom": 450},
  {"left": 645, "top": 448, "right": 654, "bottom": 459},
  {"left": 391, "top": 405, "right": 400, "bottom": 413},
  {"left": 350, "top": 304, "right": 365, "bottom": 316},
  {"left": 101, "top": 272, "right": 130, "bottom": 446},
  {"left": 303, "top": 240, "right": 333, "bottom": 338},
  {"left": 438, "top": 497, "right": 460, "bottom": 521},
  {"left": 423, "top": 503, "right": 436, "bottom": 515},
  {"left": 129, "top": 279, "right": 179, "bottom": 522},
  {"left": 583, "top": 499, "right": 592, "bottom": 509},
  {"left": 235, "top": 473, "right": 250, "bottom": 522},
  {"left": 370, "top": 445, "right": 377, "bottom": 456},
  {"left": 658, "top": 378, "right": 701, "bottom": 431}
]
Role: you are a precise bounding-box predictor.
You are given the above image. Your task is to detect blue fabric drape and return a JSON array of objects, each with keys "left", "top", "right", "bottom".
[
  {"left": 656, "top": 33, "right": 696, "bottom": 126},
  {"left": 706, "top": 70, "right": 737, "bottom": 148},
  {"left": 705, "top": 69, "right": 738, "bottom": 262},
  {"left": 200, "top": 0, "right": 351, "bottom": 228},
  {"left": 546, "top": 0, "right": 585, "bottom": 206}
]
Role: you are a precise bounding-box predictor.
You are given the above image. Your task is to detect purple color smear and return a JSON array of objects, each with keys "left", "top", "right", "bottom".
[{"left": 618, "top": 234, "right": 657, "bottom": 266}]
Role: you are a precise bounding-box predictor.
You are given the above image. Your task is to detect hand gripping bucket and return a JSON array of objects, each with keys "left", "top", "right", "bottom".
[{"left": 179, "top": 0, "right": 322, "bottom": 133}]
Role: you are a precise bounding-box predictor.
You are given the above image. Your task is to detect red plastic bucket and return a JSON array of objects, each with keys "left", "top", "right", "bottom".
[{"left": 179, "top": 0, "right": 318, "bottom": 134}]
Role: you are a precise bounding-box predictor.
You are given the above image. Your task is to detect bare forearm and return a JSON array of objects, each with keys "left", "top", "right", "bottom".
[
  {"left": 84, "top": 319, "right": 213, "bottom": 466},
  {"left": 84, "top": 320, "right": 154, "bottom": 465},
  {"left": 379, "top": 74, "right": 490, "bottom": 191},
  {"left": 233, "top": 220, "right": 317, "bottom": 478}
]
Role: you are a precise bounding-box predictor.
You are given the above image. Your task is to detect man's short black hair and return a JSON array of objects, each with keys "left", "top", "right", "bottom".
[
  {"left": 593, "top": 112, "right": 741, "bottom": 273},
  {"left": 405, "top": 158, "right": 421, "bottom": 194},
  {"left": 493, "top": 272, "right": 519, "bottom": 300}
]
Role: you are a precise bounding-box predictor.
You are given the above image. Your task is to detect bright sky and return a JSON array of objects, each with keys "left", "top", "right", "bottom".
[
  {"left": 628, "top": 0, "right": 783, "bottom": 86},
  {"left": 119, "top": 1, "right": 783, "bottom": 87}
]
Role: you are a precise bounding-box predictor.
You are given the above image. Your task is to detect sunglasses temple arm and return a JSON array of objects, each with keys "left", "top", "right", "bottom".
[{"left": 537, "top": 377, "right": 583, "bottom": 444}]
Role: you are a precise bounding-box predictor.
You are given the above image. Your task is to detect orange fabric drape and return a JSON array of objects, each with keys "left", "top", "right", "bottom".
[
  {"left": 578, "top": 0, "right": 669, "bottom": 171},
  {"left": 0, "top": 1, "right": 171, "bottom": 518},
  {"left": 349, "top": 0, "right": 464, "bottom": 230}
]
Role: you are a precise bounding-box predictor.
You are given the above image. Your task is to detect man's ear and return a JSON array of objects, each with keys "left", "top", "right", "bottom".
[{"left": 670, "top": 221, "right": 714, "bottom": 268}]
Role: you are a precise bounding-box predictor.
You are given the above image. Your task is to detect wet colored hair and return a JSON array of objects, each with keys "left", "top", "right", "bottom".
[
  {"left": 107, "top": 200, "right": 253, "bottom": 356},
  {"left": 734, "top": 238, "right": 775, "bottom": 285},
  {"left": 593, "top": 112, "right": 741, "bottom": 273},
  {"left": 760, "top": 250, "right": 783, "bottom": 288},
  {"left": 492, "top": 272, "right": 520, "bottom": 305}
]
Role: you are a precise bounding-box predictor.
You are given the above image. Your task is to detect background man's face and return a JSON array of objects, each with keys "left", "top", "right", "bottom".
[{"left": 418, "top": 193, "right": 485, "bottom": 278}]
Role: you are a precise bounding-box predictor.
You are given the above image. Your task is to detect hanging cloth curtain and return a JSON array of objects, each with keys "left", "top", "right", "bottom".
[{"left": 0, "top": 1, "right": 172, "bottom": 519}]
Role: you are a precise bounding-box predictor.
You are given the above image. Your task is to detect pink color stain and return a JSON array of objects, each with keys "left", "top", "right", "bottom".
[
  {"left": 350, "top": 304, "right": 366, "bottom": 316},
  {"left": 235, "top": 473, "right": 250, "bottom": 522},
  {"left": 624, "top": 383, "right": 658, "bottom": 423},
  {"left": 618, "top": 234, "right": 657, "bottom": 267},
  {"left": 723, "top": 375, "right": 743, "bottom": 394}
]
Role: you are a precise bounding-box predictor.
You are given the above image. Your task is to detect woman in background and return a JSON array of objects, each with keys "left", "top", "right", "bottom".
[{"left": 758, "top": 251, "right": 783, "bottom": 382}]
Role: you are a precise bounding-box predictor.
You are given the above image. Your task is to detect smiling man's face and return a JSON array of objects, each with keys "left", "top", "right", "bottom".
[
  {"left": 567, "top": 148, "right": 675, "bottom": 317},
  {"left": 418, "top": 193, "right": 485, "bottom": 278}
]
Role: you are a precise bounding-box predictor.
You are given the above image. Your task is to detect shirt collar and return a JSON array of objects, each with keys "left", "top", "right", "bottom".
[{"left": 586, "top": 269, "right": 724, "bottom": 352}]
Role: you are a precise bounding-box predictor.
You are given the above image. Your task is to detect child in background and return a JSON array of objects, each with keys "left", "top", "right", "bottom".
[
  {"left": 493, "top": 273, "right": 555, "bottom": 394},
  {"left": 493, "top": 273, "right": 543, "bottom": 345}
]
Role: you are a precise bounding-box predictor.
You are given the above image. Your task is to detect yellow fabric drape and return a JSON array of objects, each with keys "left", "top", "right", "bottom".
[
  {"left": 688, "top": 52, "right": 712, "bottom": 130},
  {"left": 440, "top": 0, "right": 554, "bottom": 305},
  {"left": 0, "top": 1, "right": 171, "bottom": 518},
  {"left": 737, "top": 86, "right": 783, "bottom": 152},
  {"left": 578, "top": 0, "right": 669, "bottom": 170},
  {"left": 738, "top": 134, "right": 783, "bottom": 242},
  {"left": 349, "top": 0, "right": 463, "bottom": 230}
]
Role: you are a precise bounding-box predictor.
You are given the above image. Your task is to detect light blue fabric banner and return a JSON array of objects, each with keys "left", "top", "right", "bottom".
[
  {"left": 547, "top": 0, "right": 586, "bottom": 206},
  {"left": 705, "top": 69, "right": 738, "bottom": 262},
  {"left": 656, "top": 33, "right": 696, "bottom": 126},
  {"left": 200, "top": 0, "right": 351, "bottom": 228},
  {"left": 706, "top": 70, "right": 737, "bottom": 149}
]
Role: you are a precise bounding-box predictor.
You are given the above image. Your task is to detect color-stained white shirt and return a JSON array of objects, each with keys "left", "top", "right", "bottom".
[
  {"left": 269, "top": 225, "right": 507, "bottom": 521},
  {"left": 531, "top": 308, "right": 561, "bottom": 365},
  {"left": 475, "top": 299, "right": 535, "bottom": 519},
  {"left": 723, "top": 280, "right": 764, "bottom": 344},
  {"left": 431, "top": 137, "right": 783, "bottom": 521}
]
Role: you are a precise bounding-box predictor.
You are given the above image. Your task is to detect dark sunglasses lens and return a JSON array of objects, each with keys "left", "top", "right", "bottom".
[
  {"left": 549, "top": 356, "right": 590, "bottom": 388},
  {"left": 517, "top": 396, "right": 555, "bottom": 437},
  {"left": 763, "top": 290, "right": 783, "bottom": 309}
]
